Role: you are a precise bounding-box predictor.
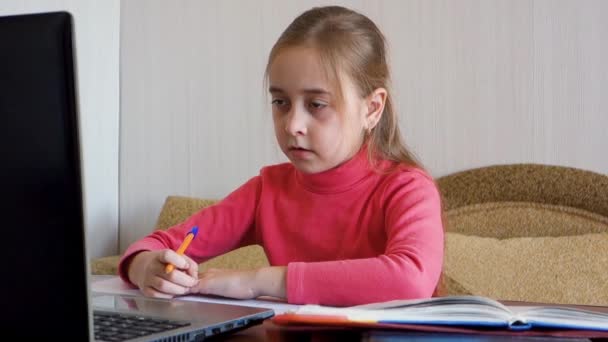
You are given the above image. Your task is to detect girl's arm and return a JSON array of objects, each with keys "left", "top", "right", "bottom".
[
  {"left": 118, "top": 176, "right": 262, "bottom": 288},
  {"left": 192, "top": 171, "right": 443, "bottom": 306},
  {"left": 287, "top": 173, "right": 444, "bottom": 306}
]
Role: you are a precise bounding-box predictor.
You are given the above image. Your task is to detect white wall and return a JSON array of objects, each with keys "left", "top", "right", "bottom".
[
  {"left": 0, "top": 1, "right": 120, "bottom": 258},
  {"left": 119, "top": 0, "right": 608, "bottom": 252}
]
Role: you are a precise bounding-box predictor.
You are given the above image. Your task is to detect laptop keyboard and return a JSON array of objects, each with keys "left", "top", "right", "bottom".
[{"left": 94, "top": 311, "right": 191, "bottom": 341}]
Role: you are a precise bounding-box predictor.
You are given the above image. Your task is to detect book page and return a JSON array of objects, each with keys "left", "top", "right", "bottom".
[
  {"left": 294, "top": 296, "right": 516, "bottom": 325},
  {"left": 355, "top": 296, "right": 512, "bottom": 313},
  {"left": 512, "top": 306, "right": 608, "bottom": 331}
]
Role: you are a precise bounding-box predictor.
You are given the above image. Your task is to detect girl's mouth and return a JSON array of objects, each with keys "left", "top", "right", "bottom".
[{"left": 288, "top": 146, "right": 314, "bottom": 159}]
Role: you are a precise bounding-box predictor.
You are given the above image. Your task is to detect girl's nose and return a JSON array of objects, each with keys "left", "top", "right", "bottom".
[{"left": 285, "top": 106, "right": 307, "bottom": 136}]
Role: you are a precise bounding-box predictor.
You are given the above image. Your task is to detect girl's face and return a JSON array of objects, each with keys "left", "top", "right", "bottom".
[{"left": 269, "top": 47, "right": 369, "bottom": 174}]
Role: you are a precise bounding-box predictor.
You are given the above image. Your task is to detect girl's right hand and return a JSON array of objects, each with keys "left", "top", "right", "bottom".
[{"left": 127, "top": 250, "right": 199, "bottom": 298}]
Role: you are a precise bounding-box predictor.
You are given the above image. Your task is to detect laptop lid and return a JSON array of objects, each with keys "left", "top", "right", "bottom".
[
  {"left": 0, "top": 11, "right": 90, "bottom": 339},
  {"left": 0, "top": 11, "right": 273, "bottom": 340}
]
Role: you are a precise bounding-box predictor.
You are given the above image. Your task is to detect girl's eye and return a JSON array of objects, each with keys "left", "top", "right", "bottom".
[
  {"left": 271, "top": 99, "right": 287, "bottom": 106},
  {"left": 310, "top": 101, "right": 327, "bottom": 110}
]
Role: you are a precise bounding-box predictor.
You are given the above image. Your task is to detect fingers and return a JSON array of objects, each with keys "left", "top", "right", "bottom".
[
  {"left": 136, "top": 250, "right": 199, "bottom": 298},
  {"left": 165, "top": 267, "right": 198, "bottom": 288},
  {"left": 151, "top": 275, "right": 193, "bottom": 296},
  {"left": 158, "top": 249, "right": 191, "bottom": 271},
  {"left": 159, "top": 251, "right": 198, "bottom": 276},
  {"left": 140, "top": 274, "right": 193, "bottom": 298},
  {"left": 158, "top": 250, "right": 198, "bottom": 283},
  {"left": 182, "top": 254, "right": 199, "bottom": 279}
]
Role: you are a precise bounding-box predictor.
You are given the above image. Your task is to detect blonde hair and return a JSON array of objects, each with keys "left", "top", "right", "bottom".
[{"left": 265, "top": 6, "right": 421, "bottom": 169}]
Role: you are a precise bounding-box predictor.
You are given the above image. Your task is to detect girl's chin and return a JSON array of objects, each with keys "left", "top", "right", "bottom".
[{"left": 289, "top": 159, "right": 334, "bottom": 174}]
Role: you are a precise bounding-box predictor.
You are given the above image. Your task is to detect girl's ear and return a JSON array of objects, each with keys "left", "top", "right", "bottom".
[{"left": 365, "top": 87, "right": 387, "bottom": 131}]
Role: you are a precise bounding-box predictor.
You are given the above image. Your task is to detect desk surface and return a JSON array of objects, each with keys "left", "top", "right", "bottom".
[
  {"left": 90, "top": 275, "right": 606, "bottom": 341},
  {"left": 223, "top": 303, "right": 608, "bottom": 342},
  {"left": 220, "top": 321, "right": 605, "bottom": 342}
]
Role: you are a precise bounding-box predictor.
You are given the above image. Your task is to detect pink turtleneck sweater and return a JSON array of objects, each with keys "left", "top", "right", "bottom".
[{"left": 119, "top": 150, "right": 444, "bottom": 306}]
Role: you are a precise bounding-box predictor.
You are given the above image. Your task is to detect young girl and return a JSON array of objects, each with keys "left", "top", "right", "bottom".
[{"left": 119, "top": 6, "right": 443, "bottom": 307}]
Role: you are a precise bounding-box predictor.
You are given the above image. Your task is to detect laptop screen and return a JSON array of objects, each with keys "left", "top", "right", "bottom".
[{"left": 0, "top": 12, "right": 89, "bottom": 338}]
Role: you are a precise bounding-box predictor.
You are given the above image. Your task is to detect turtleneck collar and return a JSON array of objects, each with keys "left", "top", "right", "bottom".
[{"left": 295, "top": 146, "right": 374, "bottom": 194}]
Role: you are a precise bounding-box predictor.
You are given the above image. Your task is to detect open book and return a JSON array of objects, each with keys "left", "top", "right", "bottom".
[{"left": 273, "top": 296, "right": 608, "bottom": 331}]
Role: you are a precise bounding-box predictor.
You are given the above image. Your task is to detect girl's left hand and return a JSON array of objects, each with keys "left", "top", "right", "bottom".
[
  {"left": 191, "top": 266, "right": 287, "bottom": 300},
  {"left": 192, "top": 268, "right": 259, "bottom": 299}
]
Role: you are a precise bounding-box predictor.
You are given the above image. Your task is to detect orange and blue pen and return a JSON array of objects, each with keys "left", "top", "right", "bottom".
[{"left": 165, "top": 226, "right": 199, "bottom": 274}]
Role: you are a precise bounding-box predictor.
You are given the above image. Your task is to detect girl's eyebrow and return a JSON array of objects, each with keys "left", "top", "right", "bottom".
[
  {"left": 268, "top": 86, "right": 283, "bottom": 94},
  {"left": 269, "top": 86, "right": 331, "bottom": 96}
]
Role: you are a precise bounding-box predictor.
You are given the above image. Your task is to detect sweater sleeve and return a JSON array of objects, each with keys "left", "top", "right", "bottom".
[
  {"left": 286, "top": 170, "right": 444, "bottom": 306},
  {"left": 118, "top": 176, "right": 262, "bottom": 284}
]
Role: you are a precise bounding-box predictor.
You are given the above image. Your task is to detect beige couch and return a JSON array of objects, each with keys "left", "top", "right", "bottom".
[{"left": 92, "top": 164, "right": 608, "bottom": 306}]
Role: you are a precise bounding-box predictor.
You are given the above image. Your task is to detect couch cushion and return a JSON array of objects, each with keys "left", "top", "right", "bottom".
[
  {"left": 443, "top": 231, "right": 608, "bottom": 306},
  {"left": 446, "top": 202, "right": 608, "bottom": 238},
  {"left": 90, "top": 248, "right": 268, "bottom": 275},
  {"left": 437, "top": 164, "right": 608, "bottom": 218},
  {"left": 200, "top": 245, "right": 269, "bottom": 271},
  {"left": 155, "top": 196, "right": 219, "bottom": 230},
  {"left": 91, "top": 255, "right": 120, "bottom": 275}
]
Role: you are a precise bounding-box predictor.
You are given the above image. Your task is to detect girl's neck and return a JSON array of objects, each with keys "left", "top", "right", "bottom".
[{"left": 295, "top": 146, "right": 372, "bottom": 193}]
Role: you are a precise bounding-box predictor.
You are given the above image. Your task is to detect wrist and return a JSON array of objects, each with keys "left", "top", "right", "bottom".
[
  {"left": 126, "top": 251, "right": 149, "bottom": 285},
  {"left": 254, "top": 266, "right": 286, "bottom": 299}
]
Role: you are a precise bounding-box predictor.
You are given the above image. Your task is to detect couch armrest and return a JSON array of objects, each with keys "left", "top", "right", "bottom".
[{"left": 91, "top": 255, "right": 121, "bottom": 275}]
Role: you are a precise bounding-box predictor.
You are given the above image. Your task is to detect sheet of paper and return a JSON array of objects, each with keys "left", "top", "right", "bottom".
[
  {"left": 91, "top": 276, "right": 301, "bottom": 315},
  {"left": 92, "top": 276, "right": 140, "bottom": 296},
  {"left": 506, "top": 306, "right": 539, "bottom": 314}
]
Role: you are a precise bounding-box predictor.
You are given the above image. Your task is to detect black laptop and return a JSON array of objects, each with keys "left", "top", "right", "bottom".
[{"left": 0, "top": 11, "right": 273, "bottom": 341}]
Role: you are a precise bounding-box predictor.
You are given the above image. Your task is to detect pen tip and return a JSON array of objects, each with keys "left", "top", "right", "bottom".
[{"left": 191, "top": 226, "right": 199, "bottom": 236}]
